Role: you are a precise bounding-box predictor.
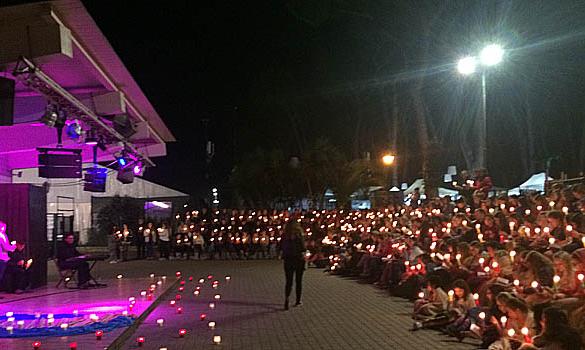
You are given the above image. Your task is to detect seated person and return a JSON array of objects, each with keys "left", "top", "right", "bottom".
[
  {"left": 56, "top": 233, "right": 93, "bottom": 288},
  {"left": 4, "top": 241, "right": 31, "bottom": 293}
]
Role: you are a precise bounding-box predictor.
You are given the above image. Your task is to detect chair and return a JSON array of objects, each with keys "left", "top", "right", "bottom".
[{"left": 54, "top": 260, "right": 77, "bottom": 288}]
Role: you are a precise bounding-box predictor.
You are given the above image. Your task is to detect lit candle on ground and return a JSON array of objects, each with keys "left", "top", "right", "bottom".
[
  {"left": 179, "top": 329, "right": 187, "bottom": 338},
  {"left": 69, "top": 342, "right": 77, "bottom": 350},
  {"left": 170, "top": 300, "right": 176, "bottom": 306},
  {"left": 17, "top": 320, "right": 25, "bottom": 329},
  {"left": 176, "top": 307, "right": 183, "bottom": 314},
  {"left": 176, "top": 271, "right": 181, "bottom": 277},
  {"left": 140, "top": 291, "right": 147, "bottom": 297},
  {"left": 149, "top": 273, "right": 155, "bottom": 278},
  {"left": 194, "top": 290, "right": 200, "bottom": 296},
  {"left": 200, "top": 313, "right": 207, "bottom": 321},
  {"left": 214, "top": 294, "right": 221, "bottom": 300},
  {"left": 90, "top": 314, "right": 99, "bottom": 322},
  {"left": 6, "top": 326, "right": 13, "bottom": 334},
  {"left": 136, "top": 336, "right": 145, "bottom": 347},
  {"left": 60, "top": 323, "right": 69, "bottom": 330},
  {"left": 7, "top": 317, "right": 14, "bottom": 324},
  {"left": 33, "top": 341, "right": 41, "bottom": 350},
  {"left": 199, "top": 278, "right": 205, "bottom": 283},
  {"left": 207, "top": 275, "right": 213, "bottom": 280},
  {"left": 175, "top": 294, "right": 181, "bottom": 301},
  {"left": 225, "top": 276, "right": 231, "bottom": 281},
  {"left": 157, "top": 319, "right": 164, "bottom": 327},
  {"left": 96, "top": 330, "right": 103, "bottom": 340},
  {"left": 213, "top": 335, "right": 221, "bottom": 344},
  {"left": 208, "top": 321, "right": 216, "bottom": 329},
  {"left": 72, "top": 310, "right": 78, "bottom": 316},
  {"left": 116, "top": 274, "right": 123, "bottom": 279},
  {"left": 47, "top": 313, "right": 54, "bottom": 319},
  {"left": 209, "top": 303, "right": 215, "bottom": 309},
  {"left": 5, "top": 312, "right": 13, "bottom": 317},
  {"left": 47, "top": 318, "right": 55, "bottom": 326}
]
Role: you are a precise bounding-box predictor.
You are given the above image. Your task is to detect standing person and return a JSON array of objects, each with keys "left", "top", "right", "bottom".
[
  {"left": 0, "top": 221, "right": 17, "bottom": 298},
  {"left": 281, "top": 221, "right": 306, "bottom": 310},
  {"left": 108, "top": 225, "right": 121, "bottom": 264},
  {"left": 157, "top": 222, "right": 170, "bottom": 260},
  {"left": 120, "top": 224, "right": 132, "bottom": 262},
  {"left": 144, "top": 222, "right": 155, "bottom": 260},
  {"left": 135, "top": 219, "right": 145, "bottom": 259}
]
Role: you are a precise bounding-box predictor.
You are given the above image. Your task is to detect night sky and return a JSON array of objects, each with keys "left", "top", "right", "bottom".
[{"left": 7, "top": 1, "right": 585, "bottom": 203}]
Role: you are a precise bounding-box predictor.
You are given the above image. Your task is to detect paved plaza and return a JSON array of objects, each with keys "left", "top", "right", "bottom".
[{"left": 88, "top": 259, "right": 477, "bottom": 350}]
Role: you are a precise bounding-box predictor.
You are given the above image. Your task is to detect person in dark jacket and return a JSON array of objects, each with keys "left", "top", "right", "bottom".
[
  {"left": 281, "top": 221, "right": 306, "bottom": 310},
  {"left": 56, "top": 233, "right": 91, "bottom": 288},
  {"left": 5, "top": 241, "right": 31, "bottom": 293}
]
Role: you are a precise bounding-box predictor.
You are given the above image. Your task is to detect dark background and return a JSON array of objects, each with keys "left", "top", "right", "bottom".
[{"left": 6, "top": 1, "right": 585, "bottom": 204}]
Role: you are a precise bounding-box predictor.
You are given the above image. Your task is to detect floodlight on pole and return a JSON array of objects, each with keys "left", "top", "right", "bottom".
[
  {"left": 479, "top": 44, "right": 504, "bottom": 66},
  {"left": 457, "top": 56, "right": 477, "bottom": 75}
]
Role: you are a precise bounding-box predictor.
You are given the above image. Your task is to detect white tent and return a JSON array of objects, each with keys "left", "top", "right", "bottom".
[
  {"left": 508, "top": 172, "right": 552, "bottom": 195},
  {"left": 404, "top": 178, "right": 460, "bottom": 199},
  {"left": 12, "top": 165, "right": 188, "bottom": 242}
]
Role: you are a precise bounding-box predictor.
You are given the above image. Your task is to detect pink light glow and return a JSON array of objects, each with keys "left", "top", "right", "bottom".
[{"left": 80, "top": 305, "right": 126, "bottom": 313}]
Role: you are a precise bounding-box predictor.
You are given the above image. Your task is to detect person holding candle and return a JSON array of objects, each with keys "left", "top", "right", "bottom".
[
  {"left": 520, "top": 307, "right": 583, "bottom": 350},
  {"left": 281, "top": 220, "right": 306, "bottom": 310},
  {"left": 0, "top": 221, "right": 17, "bottom": 297},
  {"left": 4, "top": 241, "right": 31, "bottom": 293}
]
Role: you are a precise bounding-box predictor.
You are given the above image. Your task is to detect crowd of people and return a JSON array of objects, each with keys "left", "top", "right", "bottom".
[{"left": 102, "top": 180, "right": 585, "bottom": 349}]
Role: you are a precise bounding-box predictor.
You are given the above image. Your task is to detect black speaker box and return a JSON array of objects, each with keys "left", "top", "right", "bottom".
[
  {"left": 0, "top": 77, "right": 15, "bottom": 126},
  {"left": 38, "top": 149, "right": 82, "bottom": 179},
  {"left": 84, "top": 167, "right": 107, "bottom": 192}
]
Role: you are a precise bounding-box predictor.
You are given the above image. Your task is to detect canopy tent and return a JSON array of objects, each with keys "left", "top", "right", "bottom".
[
  {"left": 404, "top": 178, "right": 460, "bottom": 199},
  {"left": 508, "top": 172, "right": 552, "bottom": 195}
]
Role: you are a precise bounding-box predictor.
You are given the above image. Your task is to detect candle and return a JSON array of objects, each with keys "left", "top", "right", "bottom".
[
  {"left": 5, "top": 312, "right": 13, "bottom": 317},
  {"left": 537, "top": 205, "right": 542, "bottom": 211},
  {"left": 96, "top": 330, "right": 103, "bottom": 340},
  {"left": 176, "top": 307, "right": 183, "bottom": 314},
  {"left": 581, "top": 237, "right": 585, "bottom": 248},
  {"left": 553, "top": 275, "right": 561, "bottom": 286},
  {"left": 47, "top": 318, "right": 54, "bottom": 326},
  {"left": 69, "top": 342, "right": 77, "bottom": 350},
  {"left": 501, "top": 316, "right": 507, "bottom": 327},
  {"left": 509, "top": 250, "right": 516, "bottom": 262},
  {"left": 225, "top": 276, "right": 231, "bottom": 281},
  {"left": 473, "top": 293, "right": 480, "bottom": 306},
  {"left": 578, "top": 273, "right": 584, "bottom": 288},
  {"left": 90, "top": 314, "right": 99, "bottom": 322},
  {"left": 548, "top": 237, "right": 555, "bottom": 245},
  {"left": 448, "top": 290, "right": 454, "bottom": 303},
  {"left": 549, "top": 201, "right": 555, "bottom": 209},
  {"left": 140, "top": 291, "right": 147, "bottom": 297},
  {"left": 479, "top": 257, "right": 485, "bottom": 266},
  {"left": 16, "top": 320, "right": 24, "bottom": 329},
  {"left": 175, "top": 294, "right": 181, "bottom": 301},
  {"left": 209, "top": 321, "right": 216, "bottom": 329},
  {"left": 157, "top": 318, "right": 164, "bottom": 327},
  {"left": 214, "top": 294, "right": 221, "bottom": 300},
  {"left": 525, "top": 209, "right": 531, "bottom": 216},
  {"left": 6, "top": 326, "right": 13, "bottom": 334},
  {"left": 47, "top": 313, "right": 54, "bottom": 319},
  {"left": 33, "top": 341, "right": 41, "bottom": 350},
  {"left": 150, "top": 273, "right": 155, "bottom": 278},
  {"left": 521, "top": 327, "right": 531, "bottom": 343},
  {"left": 418, "top": 291, "right": 425, "bottom": 299},
  {"left": 116, "top": 274, "right": 123, "bottom": 279},
  {"left": 513, "top": 279, "right": 520, "bottom": 287},
  {"left": 562, "top": 207, "right": 569, "bottom": 215},
  {"left": 179, "top": 329, "right": 187, "bottom": 337},
  {"left": 478, "top": 233, "right": 484, "bottom": 242},
  {"left": 60, "top": 323, "right": 69, "bottom": 330},
  {"left": 137, "top": 336, "right": 145, "bottom": 347},
  {"left": 456, "top": 253, "right": 462, "bottom": 264},
  {"left": 507, "top": 328, "right": 515, "bottom": 337},
  {"left": 213, "top": 335, "right": 221, "bottom": 344},
  {"left": 479, "top": 311, "right": 486, "bottom": 320},
  {"left": 170, "top": 300, "right": 176, "bottom": 306},
  {"left": 199, "top": 278, "right": 205, "bottom": 283},
  {"left": 7, "top": 317, "right": 14, "bottom": 324},
  {"left": 209, "top": 303, "right": 215, "bottom": 309},
  {"left": 194, "top": 290, "right": 200, "bottom": 296},
  {"left": 200, "top": 313, "right": 207, "bottom": 321}
]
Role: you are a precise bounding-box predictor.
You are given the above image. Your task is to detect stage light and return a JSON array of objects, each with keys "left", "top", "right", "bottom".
[
  {"left": 133, "top": 163, "right": 143, "bottom": 175},
  {"left": 65, "top": 120, "right": 82, "bottom": 139},
  {"left": 40, "top": 105, "right": 59, "bottom": 127}
]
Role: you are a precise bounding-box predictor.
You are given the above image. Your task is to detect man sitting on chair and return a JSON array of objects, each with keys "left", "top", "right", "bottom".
[{"left": 57, "top": 233, "right": 93, "bottom": 289}]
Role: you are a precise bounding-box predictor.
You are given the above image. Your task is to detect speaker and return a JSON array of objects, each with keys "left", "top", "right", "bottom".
[
  {"left": 84, "top": 167, "right": 107, "bottom": 192},
  {"left": 112, "top": 114, "right": 136, "bottom": 138},
  {"left": 117, "top": 167, "right": 134, "bottom": 184},
  {"left": 0, "top": 77, "right": 15, "bottom": 126},
  {"left": 38, "top": 148, "right": 82, "bottom": 179}
]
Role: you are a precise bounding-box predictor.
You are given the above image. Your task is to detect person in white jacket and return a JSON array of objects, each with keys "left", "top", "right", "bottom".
[{"left": 0, "top": 221, "right": 17, "bottom": 297}]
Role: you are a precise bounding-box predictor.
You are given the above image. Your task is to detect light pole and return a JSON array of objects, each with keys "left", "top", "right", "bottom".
[
  {"left": 456, "top": 44, "right": 504, "bottom": 171},
  {"left": 382, "top": 153, "right": 396, "bottom": 189}
]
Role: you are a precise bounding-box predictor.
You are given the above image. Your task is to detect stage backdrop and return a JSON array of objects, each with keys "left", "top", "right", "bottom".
[{"left": 0, "top": 184, "right": 48, "bottom": 288}]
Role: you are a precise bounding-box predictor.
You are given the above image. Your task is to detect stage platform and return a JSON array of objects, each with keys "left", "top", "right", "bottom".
[{"left": 0, "top": 275, "right": 177, "bottom": 349}]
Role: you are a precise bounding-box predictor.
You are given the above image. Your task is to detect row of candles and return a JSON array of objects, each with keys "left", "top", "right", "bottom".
[
  {"left": 24, "top": 272, "right": 173, "bottom": 349},
  {"left": 134, "top": 272, "right": 231, "bottom": 348}
]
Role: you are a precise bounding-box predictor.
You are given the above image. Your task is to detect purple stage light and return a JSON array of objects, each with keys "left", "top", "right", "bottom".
[{"left": 133, "top": 164, "right": 141, "bottom": 175}]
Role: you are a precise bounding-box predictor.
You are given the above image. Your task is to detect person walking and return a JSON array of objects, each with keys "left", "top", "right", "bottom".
[{"left": 281, "top": 221, "right": 306, "bottom": 310}]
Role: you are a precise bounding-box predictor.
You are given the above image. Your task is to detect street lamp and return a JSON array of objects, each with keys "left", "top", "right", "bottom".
[
  {"left": 456, "top": 43, "right": 504, "bottom": 171},
  {"left": 382, "top": 154, "right": 395, "bottom": 166}
]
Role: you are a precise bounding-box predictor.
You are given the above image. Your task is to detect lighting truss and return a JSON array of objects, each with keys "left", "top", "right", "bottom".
[{"left": 12, "top": 56, "right": 153, "bottom": 166}]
